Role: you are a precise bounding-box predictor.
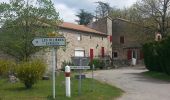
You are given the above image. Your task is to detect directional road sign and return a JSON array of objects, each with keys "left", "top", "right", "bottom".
[
  {"left": 32, "top": 37, "right": 65, "bottom": 46},
  {"left": 70, "top": 66, "right": 90, "bottom": 70}
]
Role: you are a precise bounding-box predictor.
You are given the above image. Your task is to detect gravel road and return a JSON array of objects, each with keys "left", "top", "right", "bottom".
[{"left": 87, "top": 67, "right": 170, "bottom": 100}]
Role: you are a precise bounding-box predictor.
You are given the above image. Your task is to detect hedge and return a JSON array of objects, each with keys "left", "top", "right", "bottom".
[{"left": 143, "top": 37, "right": 170, "bottom": 75}]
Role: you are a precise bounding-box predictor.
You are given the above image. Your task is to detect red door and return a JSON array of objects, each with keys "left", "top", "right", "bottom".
[
  {"left": 140, "top": 50, "right": 143, "bottom": 60},
  {"left": 101, "top": 47, "right": 105, "bottom": 58},
  {"left": 127, "top": 49, "right": 132, "bottom": 60},
  {"left": 90, "top": 49, "right": 93, "bottom": 62}
]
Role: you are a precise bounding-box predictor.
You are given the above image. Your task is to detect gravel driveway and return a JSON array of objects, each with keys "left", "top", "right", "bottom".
[{"left": 87, "top": 66, "right": 170, "bottom": 100}]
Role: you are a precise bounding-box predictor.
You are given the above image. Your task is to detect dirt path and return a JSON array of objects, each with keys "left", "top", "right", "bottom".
[{"left": 87, "top": 67, "right": 170, "bottom": 100}]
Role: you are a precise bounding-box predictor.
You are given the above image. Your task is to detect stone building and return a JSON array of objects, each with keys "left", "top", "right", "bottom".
[
  {"left": 55, "top": 22, "right": 112, "bottom": 69},
  {"left": 89, "top": 17, "right": 149, "bottom": 66}
]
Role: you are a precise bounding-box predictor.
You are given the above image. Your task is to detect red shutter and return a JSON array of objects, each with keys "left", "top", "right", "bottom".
[
  {"left": 110, "top": 35, "right": 112, "bottom": 42},
  {"left": 90, "top": 49, "right": 93, "bottom": 62},
  {"left": 101, "top": 47, "right": 105, "bottom": 58},
  {"left": 140, "top": 50, "right": 143, "bottom": 60},
  {"left": 127, "top": 50, "right": 132, "bottom": 60}
]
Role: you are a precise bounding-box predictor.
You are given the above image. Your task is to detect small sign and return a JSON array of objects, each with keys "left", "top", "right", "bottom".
[
  {"left": 70, "top": 66, "right": 90, "bottom": 70},
  {"left": 32, "top": 37, "right": 65, "bottom": 46}
]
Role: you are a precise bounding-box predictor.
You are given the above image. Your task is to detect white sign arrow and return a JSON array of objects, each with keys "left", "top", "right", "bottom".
[{"left": 32, "top": 37, "right": 65, "bottom": 46}]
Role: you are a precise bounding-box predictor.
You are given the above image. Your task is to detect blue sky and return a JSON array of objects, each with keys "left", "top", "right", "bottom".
[{"left": 0, "top": 0, "right": 137, "bottom": 23}]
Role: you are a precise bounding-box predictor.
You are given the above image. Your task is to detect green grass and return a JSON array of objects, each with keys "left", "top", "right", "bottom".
[
  {"left": 0, "top": 72, "right": 123, "bottom": 100},
  {"left": 143, "top": 71, "right": 170, "bottom": 81}
]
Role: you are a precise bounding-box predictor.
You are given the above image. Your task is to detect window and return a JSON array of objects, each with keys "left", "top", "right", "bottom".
[
  {"left": 77, "top": 34, "right": 82, "bottom": 41},
  {"left": 75, "top": 50, "right": 85, "bottom": 57},
  {"left": 113, "top": 52, "right": 118, "bottom": 58},
  {"left": 120, "top": 36, "right": 124, "bottom": 44}
]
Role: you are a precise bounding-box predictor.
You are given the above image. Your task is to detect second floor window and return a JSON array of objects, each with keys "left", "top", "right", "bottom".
[
  {"left": 120, "top": 36, "right": 124, "bottom": 44},
  {"left": 77, "top": 34, "right": 82, "bottom": 41}
]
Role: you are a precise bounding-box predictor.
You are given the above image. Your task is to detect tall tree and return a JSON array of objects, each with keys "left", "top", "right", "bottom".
[
  {"left": 0, "top": 0, "right": 61, "bottom": 61},
  {"left": 95, "top": 1, "right": 112, "bottom": 19},
  {"left": 135, "top": 0, "right": 170, "bottom": 37},
  {"left": 76, "top": 9, "right": 93, "bottom": 25}
]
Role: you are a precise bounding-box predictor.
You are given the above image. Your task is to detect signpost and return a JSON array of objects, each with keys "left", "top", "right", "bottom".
[
  {"left": 32, "top": 37, "right": 65, "bottom": 99},
  {"left": 70, "top": 65, "right": 90, "bottom": 95},
  {"left": 32, "top": 37, "right": 65, "bottom": 46},
  {"left": 70, "top": 66, "right": 90, "bottom": 70}
]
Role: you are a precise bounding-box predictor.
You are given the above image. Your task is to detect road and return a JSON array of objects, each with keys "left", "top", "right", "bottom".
[{"left": 87, "top": 67, "right": 170, "bottom": 100}]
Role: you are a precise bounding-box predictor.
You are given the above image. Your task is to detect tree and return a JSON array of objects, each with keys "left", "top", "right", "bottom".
[
  {"left": 76, "top": 9, "right": 93, "bottom": 25},
  {"left": 0, "top": 0, "right": 61, "bottom": 61},
  {"left": 135, "top": 0, "right": 170, "bottom": 37},
  {"left": 95, "top": 1, "right": 112, "bottom": 19}
]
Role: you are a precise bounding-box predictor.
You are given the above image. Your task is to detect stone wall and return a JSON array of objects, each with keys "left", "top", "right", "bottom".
[
  {"left": 55, "top": 28, "right": 111, "bottom": 69},
  {"left": 112, "top": 18, "right": 145, "bottom": 64}
]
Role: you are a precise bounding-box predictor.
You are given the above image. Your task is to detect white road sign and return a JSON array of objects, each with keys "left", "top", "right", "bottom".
[
  {"left": 70, "top": 66, "right": 90, "bottom": 70},
  {"left": 32, "top": 37, "right": 65, "bottom": 46}
]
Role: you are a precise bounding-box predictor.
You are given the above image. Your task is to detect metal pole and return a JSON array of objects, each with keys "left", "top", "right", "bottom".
[
  {"left": 92, "top": 64, "right": 95, "bottom": 92},
  {"left": 52, "top": 47, "right": 56, "bottom": 99},
  {"left": 78, "top": 58, "right": 82, "bottom": 95}
]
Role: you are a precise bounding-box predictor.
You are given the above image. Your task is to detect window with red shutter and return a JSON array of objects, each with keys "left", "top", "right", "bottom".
[
  {"left": 140, "top": 50, "right": 143, "bottom": 60},
  {"left": 90, "top": 49, "right": 93, "bottom": 62},
  {"left": 120, "top": 36, "right": 124, "bottom": 44},
  {"left": 101, "top": 47, "right": 105, "bottom": 58},
  {"left": 127, "top": 50, "right": 132, "bottom": 60},
  {"left": 110, "top": 35, "right": 112, "bottom": 42}
]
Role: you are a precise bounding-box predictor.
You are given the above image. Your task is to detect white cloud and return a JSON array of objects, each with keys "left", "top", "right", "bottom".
[
  {"left": 0, "top": 0, "right": 9, "bottom": 3},
  {"left": 54, "top": 0, "right": 137, "bottom": 23},
  {"left": 55, "top": 3, "right": 78, "bottom": 23}
]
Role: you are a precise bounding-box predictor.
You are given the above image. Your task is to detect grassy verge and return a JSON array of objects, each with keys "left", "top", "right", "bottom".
[
  {"left": 143, "top": 71, "right": 170, "bottom": 81},
  {"left": 0, "top": 72, "right": 123, "bottom": 100}
]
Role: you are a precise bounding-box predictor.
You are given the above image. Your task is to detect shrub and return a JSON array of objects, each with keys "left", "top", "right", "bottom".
[
  {"left": 143, "top": 37, "right": 170, "bottom": 75},
  {"left": 0, "top": 60, "right": 16, "bottom": 78},
  {"left": 16, "top": 60, "right": 46, "bottom": 89},
  {"left": 89, "top": 59, "right": 105, "bottom": 69}
]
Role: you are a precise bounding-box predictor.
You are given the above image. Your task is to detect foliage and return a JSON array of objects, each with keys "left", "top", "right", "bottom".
[
  {"left": 95, "top": 1, "right": 112, "bottom": 19},
  {"left": 0, "top": 0, "right": 61, "bottom": 61},
  {"left": 76, "top": 9, "right": 93, "bottom": 25},
  {"left": 61, "top": 60, "right": 74, "bottom": 71},
  {"left": 16, "top": 60, "right": 46, "bottom": 89},
  {"left": 89, "top": 58, "right": 105, "bottom": 69},
  {"left": 0, "top": 60, "right": 16, "bottom": 77},
  {"left": 135, "top": 0, "right": 170, "bottom": 37},
  {"left": 143, "top": 37, "right": 170, "bottom": 75}
]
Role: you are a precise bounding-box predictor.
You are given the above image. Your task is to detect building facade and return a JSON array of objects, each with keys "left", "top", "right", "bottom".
[
  {"left": 88, "top": 17, "right": 148, "bottom": 66},
  {"left": 55, "top": 22, "right": 112, "bottom": 69}
]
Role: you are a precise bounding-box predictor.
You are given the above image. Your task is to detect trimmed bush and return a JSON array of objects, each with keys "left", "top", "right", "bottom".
[
  {"left": 143, "top": 37, "right": 170, "bottom": 75},
  {"left": 16, "top": 60, "right": 46, "bottom": 89},
  {"left": 89, "top": 59, "right": 105, "bottom": 69},
  {"left": 0, "top": 60, "right": 16, "bottom": 78}
]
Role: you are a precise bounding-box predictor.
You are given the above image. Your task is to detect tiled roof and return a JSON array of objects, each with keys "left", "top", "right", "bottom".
[{"left": 58, "top": 22, "right": 107, "bottom": 36}]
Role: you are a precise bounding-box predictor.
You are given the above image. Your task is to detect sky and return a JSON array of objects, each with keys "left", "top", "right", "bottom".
[
  {"left": 0, "top": 0, "right": 137, "bottom": 23},
  {"left": 53, "top": 0, "right": 137, "bottom": 23}
]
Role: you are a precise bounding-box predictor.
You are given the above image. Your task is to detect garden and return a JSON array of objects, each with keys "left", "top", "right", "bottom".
[{"left": 0, "top": 59, "right": 123, "bottom": 100}]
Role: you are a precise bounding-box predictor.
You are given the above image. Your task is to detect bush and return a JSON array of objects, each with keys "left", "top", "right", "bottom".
[
  {"left": 0, "top": 60, "right": 16, "bottom": 78},
  {"left": 143, "top": 37, "right": 170, "bottom": 75},
  {"left": 61, "top": 60, "right": 74, "bottom": 71},
  {"left": 89, "top": 59, "right": 105, "bottom": 69},
  {"left": 16, "top": 60, "right": 46, "bottom": 89}
]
